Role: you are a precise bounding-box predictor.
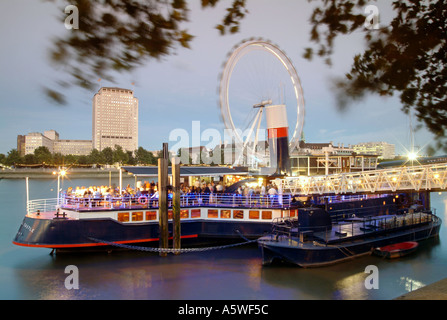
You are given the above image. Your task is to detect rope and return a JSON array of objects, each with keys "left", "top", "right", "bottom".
[{"left": 88, "top": 231, "right": 257, "bottom": 254}]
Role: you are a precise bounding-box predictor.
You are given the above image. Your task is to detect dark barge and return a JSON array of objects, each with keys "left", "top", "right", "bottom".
[{"left": 258, "top": 207, "right": 441, "bottom": 267}]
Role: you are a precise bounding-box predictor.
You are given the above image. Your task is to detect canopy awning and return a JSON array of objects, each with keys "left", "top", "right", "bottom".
[{"left": 121, "top": 166, "right": 249, "bottom": 177}]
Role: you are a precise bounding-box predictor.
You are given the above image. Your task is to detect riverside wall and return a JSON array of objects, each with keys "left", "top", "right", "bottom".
[{"left": 0, "top": 168, "right": 123, "bottom": 179}]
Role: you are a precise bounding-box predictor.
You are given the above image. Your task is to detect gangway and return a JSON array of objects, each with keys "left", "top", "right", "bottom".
[{"left": 280, "top": 163, "right": 447, "bottom": 195}]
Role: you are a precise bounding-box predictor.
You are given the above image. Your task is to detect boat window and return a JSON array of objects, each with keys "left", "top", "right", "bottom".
[
  {"left": 132, "top": 212, "right": 144, "bottom": 222},
  {"left": 233, "top": 210, "right": 244, "bottom": 219},
  {"left": 262, "top": 211, "right": 272, "bottom": 220},
  {"left": 290, "top": 210, "right": 297, "bottom": 217},
  {"left": 208, "top": 209, "right": 218, "bottom": 218},
  {"left": 118, "top": 212, "right": 130, "bottom": 222},
  {"left": 221, "top": 210, "right": 231, "bottom": 219},
  {"left": 180, "top": 210, "right": 189, "bottom": 219},
  {"left": 249, "top": 210, "right": 260, "bottom": 219},
  {"left": 146, "top": 211, "right": 157, "bottom": 221},
  {"left": 191, "top": 209, "right": 201, "bottom": 218}
]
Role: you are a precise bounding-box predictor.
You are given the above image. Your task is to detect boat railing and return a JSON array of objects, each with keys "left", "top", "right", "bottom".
[
  {"left": 27, "top": 198, "right": 59, "bottom": 215},
  {"left": 57, "top": 193, "right": 293, "bottom": 211},
  {"left": 329, "top": 204, "right": 397, "bottom": 223},
  {"left": 271, "top": 217, "right": 297, "bottom": 237},
  {"left": 271, "top": 210, "right": 437, "bottom": 245}
]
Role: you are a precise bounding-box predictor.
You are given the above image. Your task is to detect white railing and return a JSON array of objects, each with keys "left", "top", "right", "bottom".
[
  {"left": 281, "top": 163, "right": 447, "bottom": 195},
  {"left": 27, "top": 192, "right": 393, "bottom": 214},
  {"left": 27, "top": 198, "right": 59, "bottom": 215},
  {"left": 58, "top": 193, "right": 292, "bottom": 211}
]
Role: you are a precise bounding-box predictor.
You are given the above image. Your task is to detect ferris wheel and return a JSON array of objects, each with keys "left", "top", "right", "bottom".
[{"left": 219, "top": 38, "right": 305, "bottom": 168}]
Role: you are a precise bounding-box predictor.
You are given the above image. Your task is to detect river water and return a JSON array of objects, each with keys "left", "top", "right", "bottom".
[{"left": 1, "top": 177, "right": 446, "bottom": 300}]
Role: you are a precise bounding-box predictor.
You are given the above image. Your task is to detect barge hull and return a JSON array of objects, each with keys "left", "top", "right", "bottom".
[
  {"left": 13, "top": 215, "right": 270, "bottom": 251},
  {"left": 259, "top": 219, "right": 441, "bottom": 268}
]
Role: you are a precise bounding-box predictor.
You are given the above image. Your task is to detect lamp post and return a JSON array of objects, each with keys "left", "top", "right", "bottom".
[{"left": 53, "top": 169, "right": 67, "bottom": 204}]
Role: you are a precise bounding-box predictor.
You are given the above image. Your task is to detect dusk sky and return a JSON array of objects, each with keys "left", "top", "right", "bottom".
[{"left": 0, "top": 0, "right": 436, "bottom": 157}]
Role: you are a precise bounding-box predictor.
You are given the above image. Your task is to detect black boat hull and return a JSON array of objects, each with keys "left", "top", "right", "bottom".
[
  {"left": 13, "top": 215, "right": 271, "bottom": 252},
  {"left": 258, "top": 218, "right": 442, "bottom": 267}
]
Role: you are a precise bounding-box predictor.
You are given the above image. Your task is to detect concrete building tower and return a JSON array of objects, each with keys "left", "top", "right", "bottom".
[{"left": 92, "top": 87, "right": 138, "bottom": 152}]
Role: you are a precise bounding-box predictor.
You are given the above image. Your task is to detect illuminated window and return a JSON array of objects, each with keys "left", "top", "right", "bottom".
[
  {"left": 118, "top": 212, "right": 130, "bottom": 222},
  {"left": 221, "top": 210, "right": 231, "bottom": 219},
  {"left": 290, "top": 210, "right": 297, "bottom": 217},
  {"left": 146, "top": 211, "right": 157, "bottom": 221},
  {"left": 233, "top": 210, "right": 244, "bottom": 219},
  {"left": 191, "top": 209, "right": 201, "bottom": 218},
  {"left": 249, "top": 211, "right": 260, "bottom": 219},
  {"left": 132, "top": 212, "right": 143, "bottom": 222},
  {"left": 208, "top": 209, "right": 218, "bottom": 218},
  {"left": 262, "top": 211, "right": 272, "bottom": 220},
  {"left": 180, "top": 210, "right": 189, "bottom": 219}
]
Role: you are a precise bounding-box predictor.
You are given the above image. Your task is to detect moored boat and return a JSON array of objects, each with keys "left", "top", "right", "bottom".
[
  {"left": 258, "top": 208, "right": 441, "bottom": 267},
  {"left": 373, "top": 241, "right": 419, "bottom": 259},
  {"left": 12, "top": 186, "right": 398, "bottom": 253}
]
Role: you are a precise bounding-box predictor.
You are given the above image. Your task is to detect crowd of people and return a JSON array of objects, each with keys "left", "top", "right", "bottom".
[{"left": 61, "top": 179, "right": 284, "bottom": 208}]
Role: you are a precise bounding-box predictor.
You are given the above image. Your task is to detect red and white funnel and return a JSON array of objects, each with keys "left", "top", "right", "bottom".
[{"left": 266, "top": 105, "right": 291, "bottom": 175}]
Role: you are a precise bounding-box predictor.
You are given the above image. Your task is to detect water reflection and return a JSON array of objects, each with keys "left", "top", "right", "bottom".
[
  {"left": 399, "top": 277, "right": 425, "bottom": 293},
  {"left": 333, "top": 272, "right": 369, "bottom": 300}
]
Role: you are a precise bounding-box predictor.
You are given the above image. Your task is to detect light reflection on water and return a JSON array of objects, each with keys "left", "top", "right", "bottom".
[
  {"left": 399, "top": 277, "right": 425, "bottom": 293},
  {"left": 1, "top": 179, "right": 447, "bottom": 300}
]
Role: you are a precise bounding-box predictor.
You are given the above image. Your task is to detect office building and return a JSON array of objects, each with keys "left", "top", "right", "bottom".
[
  {"left": 19, "top": 130, "right": 92, "bottom": 156},
  {"left": 92, "top": 87, "right": 138, "bottom": 152},
  {"left": 53, "top": 140, "right": 93, "bottom": 156},
  {"left": 353, "top": 142, "right": 395, "bottom": 160},
  {"left": 289, "top": 140, "right": 378, "bottom": 176}
]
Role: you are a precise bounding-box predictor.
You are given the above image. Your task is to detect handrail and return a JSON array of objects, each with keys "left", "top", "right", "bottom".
[
  {"left": 27, "top": 198, "right": 59, "bottom": 215},
  {"left": 56, "top": 193, "right": 292, "bottom": 211},
  {"left": 26, "top": 192, "right": 398, "bottom": 214},
  {"left": 270, "top": 210, "right": 437, "bottom": 245},
  {"left": 281, "top": 162, "right": 447, "bottom": 195}
]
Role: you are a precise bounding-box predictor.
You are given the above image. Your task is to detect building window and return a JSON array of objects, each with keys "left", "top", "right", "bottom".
[
  {"left": 180, "top": 210, "right": 189, "bottom": 219},
  {"left": 118, "top": 212, "right": 130, "bottom": 222},
  {"left": 132, "top": 212, "right": 144, "bottom": 222},
  {"left": 221, "top": 210, "right": 231, "bottom": 219},
  {"left": 262, "top": 211, "right": 272, "bottom": 220},
  {"left": 191, "top": 209, "right": 201, "bottom": 218},
  {"left": 208, "top": 209, "right": 218, "bottom": 218},
  {"left": 146, "top": 211, "right": 157, "bottom": 221},
  {"left": 233, "top": 210, "right": 244, "bottom": 219},
  {"left": 249, "top": 211, "right": 260, "bottom": 219}
]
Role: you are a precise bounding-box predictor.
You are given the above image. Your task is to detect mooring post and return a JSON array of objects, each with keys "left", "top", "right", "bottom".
[
  {"left": 172, "top": 156, "right": 181, "bottom": 254},
  {"left": 424, "top": 190, "right": 431, "bottom": 211},
  {"left": 158, "top": 143, "right": 169, "bottom": 257}
]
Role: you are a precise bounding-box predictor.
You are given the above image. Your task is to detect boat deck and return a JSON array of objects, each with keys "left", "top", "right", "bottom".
[
  {"left": 280, "top": 212, "right": 435, "bottom": 245},
  {"left": 312, "top": 219, "right": 384, "bottom": 244},
  {"left": 26, "top": 211, "right": 72, "bottom": 220}
]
